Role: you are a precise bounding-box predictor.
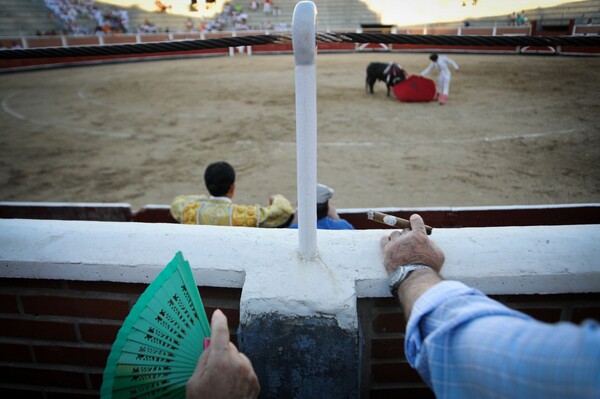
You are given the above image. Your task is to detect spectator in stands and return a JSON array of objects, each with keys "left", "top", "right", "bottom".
[
  {"left": 186, "top": 214, "right": 600, "bottom": 399},
  {"left": 517, "top": 11, "right": 526, "bottom": 26},
  {"left": 42, "top": 0, "right": 128, "bottom": 34},
  {"left": 288, "top": 184, "right": 355, "bottom": 230},
  {"left": 118, "top": 9, "right": 129, "bottom": 32},
  {"left": 170, "top": 161, "right": 294, "bottom": 228},
  {"left": 186, "top": 17, "right": 194, "bottom": 31},
  {"left": 138, "top": 18, "right": 158, "bottom": 33},
  {"left": 263, "top": 0, "right": 272, "bottom": 15},
  {"left": 234, "top": 13, "right": 249, "bottom": 31},
  {"left": 420, "top": 53, "right": 459, "bottom": 105}
]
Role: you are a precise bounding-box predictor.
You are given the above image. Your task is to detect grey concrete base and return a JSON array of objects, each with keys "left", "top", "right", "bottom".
[{"left": 239, "top": 314, "right": 358, "bottom": 399}]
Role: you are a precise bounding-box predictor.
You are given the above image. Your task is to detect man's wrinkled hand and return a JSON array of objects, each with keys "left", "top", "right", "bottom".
[{"left": 380, "top": 214, "right": 445, "bottom": 275}]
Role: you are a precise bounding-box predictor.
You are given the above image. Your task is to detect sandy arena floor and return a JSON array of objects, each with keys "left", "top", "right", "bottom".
[{"left": 0, "top": 52, "right": 599, "bottom": 211}]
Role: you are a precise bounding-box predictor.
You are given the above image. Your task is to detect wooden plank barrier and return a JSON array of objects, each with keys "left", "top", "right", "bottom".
[{"left": 1, "top": 202, "right": 598, "bottom": 228}]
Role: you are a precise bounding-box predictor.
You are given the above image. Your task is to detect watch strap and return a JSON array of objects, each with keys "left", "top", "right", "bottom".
[{"left": 389, "top": 264, "right": 431, "bottom": 297}]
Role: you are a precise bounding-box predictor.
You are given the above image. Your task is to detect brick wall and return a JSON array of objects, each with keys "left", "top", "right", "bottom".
[
  {"left": 1, "top": 281, "right": 599, "bottom": 398},
  {"left": 0, "top": 278, "right": 241, "bottom": 398},
  {"left": 358, "top": 293, "right": 600, "bottom": 398}
]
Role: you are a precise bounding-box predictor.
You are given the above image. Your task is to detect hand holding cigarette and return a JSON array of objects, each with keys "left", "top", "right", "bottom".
[{"left": 367, "top": 210, "right": 433, "bottom": 235}]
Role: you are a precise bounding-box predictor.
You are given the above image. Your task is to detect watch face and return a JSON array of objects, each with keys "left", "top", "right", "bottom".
[
  {"left": 390, "top": 265, "right": 430, "bottom": 295},
  {"left": 400, "top": 265, "right": 428, "bottom": 283}
]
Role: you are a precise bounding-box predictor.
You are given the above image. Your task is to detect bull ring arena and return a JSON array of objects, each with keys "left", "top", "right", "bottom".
[
  {"left": 0, "top": 0, "right": 599, "bottom": 398},
  {"left": 1, "top": 25, "right": 599, "bottom": 210}
]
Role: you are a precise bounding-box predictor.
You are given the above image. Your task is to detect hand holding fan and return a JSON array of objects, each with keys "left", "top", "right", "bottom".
[{"left": 101, "top": 251, "right": 210, "bottom": 398}]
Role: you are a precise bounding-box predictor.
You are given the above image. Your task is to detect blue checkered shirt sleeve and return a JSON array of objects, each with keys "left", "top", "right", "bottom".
[{"left": 405, "top": 281, "right": 600, "bottom": 399}]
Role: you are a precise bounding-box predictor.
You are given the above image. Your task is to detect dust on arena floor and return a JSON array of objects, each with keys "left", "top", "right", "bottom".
[{"left": 0, "top": 52, "right": 598, "bottom": 210}]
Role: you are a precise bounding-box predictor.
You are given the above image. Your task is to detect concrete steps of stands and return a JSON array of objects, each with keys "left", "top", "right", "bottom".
[
  {"left": 0, "top": 0, "right": 58, "bottom": 36},
  {"left": 126, "top": 8, "right": 202, "bottom": 32},
  {"left": 235, "top": 0, "right": 379, "bottom": 31},
  {"left": 0, "top": 0, "right": 598, "bottom": 38},
  {"left": 448, "top": 0, "right": 600, "bottom": 28}
]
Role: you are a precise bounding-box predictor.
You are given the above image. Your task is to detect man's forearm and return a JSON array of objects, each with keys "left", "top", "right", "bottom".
[{"left": 397, "top": 269, "right": 443, "bottom": 319}]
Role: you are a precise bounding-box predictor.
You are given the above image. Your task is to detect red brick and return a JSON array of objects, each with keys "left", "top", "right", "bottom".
[
  {"left": 0, "top": 387, "right": 44, "bottom": 399},
  {"left": 33, "top": 344, "right": 110, "bottom": 368},
  {"left": 205, "top": 307, "right": 240, "bottom": 328},
  {"left": 373, "top": 297, "right": 403, "bottom": 309},
  {"left": 371, "top": 362, "right": 422, "bottom": 383},
  {"left": 370, "top": 386, "right": 435, "bottom": 399},
  {"left": 88, "top": 371, "right": 104, "bottom": 390},
  {"left": 0, "top": 317, "right": 77, "bottom": 341},
  {"left": 0, "top": 365, "right": 87, "bottom": 389},
  {"left": 0, "top": 278, "right": 63, "bottom": 290},
  {"left": 511, "top": 307, "right": 562, "bottom": 323},
  {"left": 0, "top": 293, "right": 19, "bottom": 313},
  {"left": 46, "top": 392, "right": 97, "bottom": 399},
  {"left": 21, "top": 295, "right": 129, "bottom": 319},
  {"left": 372, "top": 338, "right": 405, "bottom": 359},
  {"left": 67, "top": 280, "right": 147, "bottom": 295},
  {"left": 500, "top": 293, "right": 600, "bottom": 303},
  {"left": 0, "top": 343, "right": 32, "bottom": 362},
  {"left": 79, "top": 322, "right": 122, "bottom": 344},
  {"left": 198, "top": 286, "right": 242, "bottom": 300},
  {"left": 372, "top": 312, "right": 406, "bottom": 334},
  {"left": 572, "top": 306, "right": 600, "bottom": 323}
]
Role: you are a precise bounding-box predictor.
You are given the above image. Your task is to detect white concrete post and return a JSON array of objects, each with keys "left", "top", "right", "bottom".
[
  {"left": 292, "top": 1, "right": 318, "bottom": 260},
  {"left": 230, "top": 31, "right": 236, "bottom": 57}
]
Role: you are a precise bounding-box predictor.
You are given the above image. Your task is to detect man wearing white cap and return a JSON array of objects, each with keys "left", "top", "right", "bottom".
[{"left": 288, "top": 183, "right": 355, "bottom": 230}]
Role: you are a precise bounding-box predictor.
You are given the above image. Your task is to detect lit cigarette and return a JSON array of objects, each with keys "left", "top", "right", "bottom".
[{"left": 367, "top": 210, "right": 433, "bottom": 235}]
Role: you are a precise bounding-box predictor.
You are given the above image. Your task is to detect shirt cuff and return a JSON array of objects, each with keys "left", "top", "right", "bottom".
[{"left": 404, "top": 280, "right": 479, "bottom": 365}]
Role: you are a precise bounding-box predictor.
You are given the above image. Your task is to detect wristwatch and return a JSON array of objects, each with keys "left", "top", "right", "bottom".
[{"left": 389, "top": 264, "right": 431, "bottom": 297}]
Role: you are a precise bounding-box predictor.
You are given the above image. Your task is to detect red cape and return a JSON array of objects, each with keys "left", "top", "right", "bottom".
[{"left": 392, "top": 76, "right": 436, "bottom": 102}]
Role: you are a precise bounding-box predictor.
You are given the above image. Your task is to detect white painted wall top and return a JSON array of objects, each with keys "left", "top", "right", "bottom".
[{"left": 1, "top": 219, "right": 599, "bottom": 329}]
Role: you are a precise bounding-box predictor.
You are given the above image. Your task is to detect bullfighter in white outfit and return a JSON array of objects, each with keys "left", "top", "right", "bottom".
[{"left": 421, "top": 53, "right": 459, "bottom": 105}]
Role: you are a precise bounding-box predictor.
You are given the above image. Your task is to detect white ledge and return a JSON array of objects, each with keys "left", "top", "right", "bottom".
[{"left": 1, "top": 219, "right": 598, "bottom": 330}]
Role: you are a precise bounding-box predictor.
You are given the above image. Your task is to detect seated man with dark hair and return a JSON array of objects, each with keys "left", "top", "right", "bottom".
[
  {"left": 289, "top": 183, "right": 354, "bottom": 230},
  {"left": 171, "top": 161, "right": 294, "bottom": 228}
]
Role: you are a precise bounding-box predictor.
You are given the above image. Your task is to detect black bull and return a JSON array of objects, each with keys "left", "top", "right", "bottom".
[{"left": 365, "top": 62, "right": 407, "bottom": 96}]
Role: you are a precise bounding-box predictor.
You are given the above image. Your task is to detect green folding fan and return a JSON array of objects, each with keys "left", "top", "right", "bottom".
[{"left": 101, "top": 251, "right": 211, "bottom": 398}]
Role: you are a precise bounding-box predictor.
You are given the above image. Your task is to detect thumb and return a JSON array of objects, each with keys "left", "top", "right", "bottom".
[
  {"left": 209, "top": 309, "right": 230, "bottom": 351},
  {"left": 409, "top": 214, "right": 427, "bottom": 235}
]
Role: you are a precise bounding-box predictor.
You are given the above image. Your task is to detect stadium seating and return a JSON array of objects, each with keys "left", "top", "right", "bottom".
[
  {"left": 235, "top": 0, "right": 379, "bottom": 31},
  {"left": 0, "top": 0, "right": 59, "bottom": 36},
  {"left": 0, "top": 0, "right": 598, "bottom": 38},
  {"left": 433, "top": 0, "right": 600, "bottom": 29}
]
